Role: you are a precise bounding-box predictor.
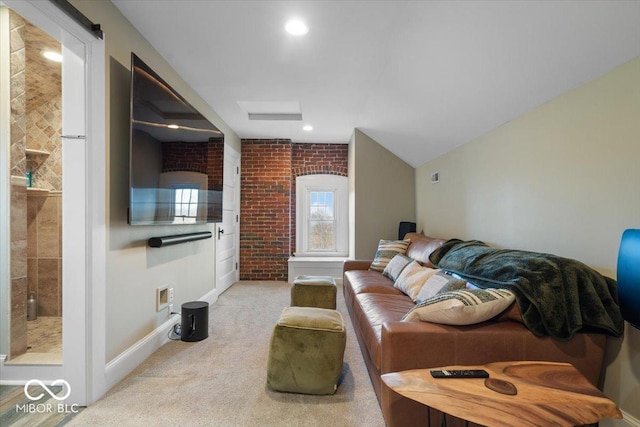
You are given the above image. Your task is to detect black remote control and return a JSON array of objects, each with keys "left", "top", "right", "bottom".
[{"left": 430, "top": 369, "right": 489, "bottom": 378}]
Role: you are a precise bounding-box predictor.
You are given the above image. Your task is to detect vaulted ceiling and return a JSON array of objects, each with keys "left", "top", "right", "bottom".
[{"left": 112, "top": 1, "right": 640, "bottom": 167}]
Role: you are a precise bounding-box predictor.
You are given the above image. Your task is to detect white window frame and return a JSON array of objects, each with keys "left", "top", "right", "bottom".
[{"left": 296, "top": 174, "right": 348, "bottom": 257}]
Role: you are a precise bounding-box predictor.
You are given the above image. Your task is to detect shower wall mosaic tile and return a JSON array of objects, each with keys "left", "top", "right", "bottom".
[
  {"left": 27, "top": 192, "right": 62, "bottom": 316},
  {"left": 9, "top": 9, "right": 28, "bottom": 358},
  {"left": 25, "top": 21, "right": 62, "bottom": 191},
  {"left": 8, "top": 11, "right": 62, "bottom": 359}
]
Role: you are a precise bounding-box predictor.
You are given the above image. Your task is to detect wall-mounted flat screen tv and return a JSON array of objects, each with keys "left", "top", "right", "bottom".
[{"left": 129, "top": 53, "right": 224, "bottom": 225}]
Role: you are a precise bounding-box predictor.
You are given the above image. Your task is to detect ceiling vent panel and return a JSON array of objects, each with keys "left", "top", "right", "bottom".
[
  {"left": 239, "top": 101, "right": 302, "bottom": 121},
  {"left": 247, "top": 113, "right": 302, "bottom": 121}
]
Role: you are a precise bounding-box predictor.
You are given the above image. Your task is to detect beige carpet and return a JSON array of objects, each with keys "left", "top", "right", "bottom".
[{"left": 68, "top": 281, "right": 384, "bottom": 427}]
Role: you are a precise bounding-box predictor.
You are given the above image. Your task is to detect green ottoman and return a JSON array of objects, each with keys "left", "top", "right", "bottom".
[
  {"left": 267, "top": 306, "right": 346, "bottom": 395},
  {"left": 291, "top": 275, "right": 337, "bottom": 309}
]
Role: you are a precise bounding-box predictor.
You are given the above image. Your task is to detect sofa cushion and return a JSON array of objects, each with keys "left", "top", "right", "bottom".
[
  {"left": 415, "top": 272, "right": 467, "bottom": 303},
  {"left": 404, "top": 232, "right": 447, "bottom": 268},
  {"left": 344, "top": 270, "right": 404, "bottom": 295},
  {"left": 403, "top": 288, "right": 515, "bottom": 325},
  {"left": 382, "top": 254, "right": 413, "bottom": 281},
  {"left": 355, "top": 293, "right": 416, "bottom": 369},
  {"left": 369, "top": 239, "right": 411, "bottom": 272},
  {"left": 394, "top": 261, "right": 439, "bottom": 301}
]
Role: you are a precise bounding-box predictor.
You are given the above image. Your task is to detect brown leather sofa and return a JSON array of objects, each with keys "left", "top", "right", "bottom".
[{"left": 343, "top": 232, "right": 608, "bottom": 427}]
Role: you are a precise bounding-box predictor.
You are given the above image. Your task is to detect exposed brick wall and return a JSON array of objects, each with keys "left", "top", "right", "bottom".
[
  {"left": 240, "top": 140, "right": 349, "bottom": 280},
  {"left": 240, "top": 140, "right": 292, "bottom": 280},
  {"left": 290, "top": 144, "right": 349, "bottom": 254}
]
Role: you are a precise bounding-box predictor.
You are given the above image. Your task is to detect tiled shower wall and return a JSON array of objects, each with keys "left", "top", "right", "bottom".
[
  {"left": 27, "top": 192, "right": 62, "bottom": 316},
  {"left": 8, "top": 9, "right": 63, "bottom": 358},
  {"left": 24, "top": 19, "right": 63, "bottom": 317},
  {"left": 9, "top": 9, "right": 28, "bottom": 358},
  {"left": 27, "top": 94, "right": 62, "bottom": 191}
]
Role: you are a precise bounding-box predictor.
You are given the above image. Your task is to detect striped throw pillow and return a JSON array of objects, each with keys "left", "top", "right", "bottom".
[
  {"left": 369, "top": 239, "right": 411, "bottom": 272},
  {"left": 382, "top": 254, "right": 413, "bottom": 281},
  {"left": 402, "top": 288, "right": 515, "bottom": 325},
  {"left": 415, "top": 272, "right": 467, "bottom": 303},
  {"left": 394, "top": 261, "right": 440, "bottom": 301}
]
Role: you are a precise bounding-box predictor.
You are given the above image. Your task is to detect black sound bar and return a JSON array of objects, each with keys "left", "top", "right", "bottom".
[{"left": 148, "top": 231, "right": 212, "bottom": 248}]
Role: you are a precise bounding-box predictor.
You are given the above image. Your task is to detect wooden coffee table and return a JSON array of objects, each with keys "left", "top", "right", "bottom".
[{"left": 381, "top": 361, "right": 622, "bottom": 427}]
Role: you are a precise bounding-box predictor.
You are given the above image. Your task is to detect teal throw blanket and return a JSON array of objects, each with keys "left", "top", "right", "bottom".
[{"left": 429, "top": 240, "right": 624, "bottom": 341}]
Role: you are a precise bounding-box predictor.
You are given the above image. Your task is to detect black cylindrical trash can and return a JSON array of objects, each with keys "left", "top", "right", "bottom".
[{"left": 181, "top": 301, "right": 209, "bottom": 342}]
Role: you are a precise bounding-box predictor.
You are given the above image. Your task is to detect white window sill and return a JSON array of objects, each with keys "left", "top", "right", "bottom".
[
  {"left": 287, "top": 256, "right": 347, "bottom": 284},
  {"left": 291, "top": 254, "right": 348, "bottom": 260}
]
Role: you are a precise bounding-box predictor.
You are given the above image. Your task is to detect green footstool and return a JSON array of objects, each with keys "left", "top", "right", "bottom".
[
  {"left": 291, "top": 275, "right": 337, "bottom": 309},
  {"left": 267, "top": 306, "right": 346, "bottom": 395}
]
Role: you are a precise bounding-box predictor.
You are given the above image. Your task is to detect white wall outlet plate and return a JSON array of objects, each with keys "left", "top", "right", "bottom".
[{"left": 156, "top": 285, "right": 169, "bottom": 312}]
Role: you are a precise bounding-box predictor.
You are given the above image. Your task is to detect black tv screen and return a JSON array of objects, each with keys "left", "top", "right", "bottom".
[{"left": 129, "top": 53, "right": 224, "bottom": 225}]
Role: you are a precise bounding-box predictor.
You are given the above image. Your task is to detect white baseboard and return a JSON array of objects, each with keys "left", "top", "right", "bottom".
[
  {"left": 200, "top": 287, "right": 219, "bottom": 305},
  {"left": 104, "top": 288, "right": 219, "bottom": 392},
  {"left": 104, "top": 314, "right": 180, "bottom": 391},
  {"left": 600, "top": 410, "right": 640, "bottom": 427},
  {"left": 621, "top": 411, "right": 640, "bottom": 427}
]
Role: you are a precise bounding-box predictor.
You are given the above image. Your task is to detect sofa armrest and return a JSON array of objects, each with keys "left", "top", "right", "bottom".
[{"left": 343, "top": 259, "right": 372, "bottom": 272}]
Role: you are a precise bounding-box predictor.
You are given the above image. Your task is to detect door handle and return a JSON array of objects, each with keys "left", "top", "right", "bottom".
[{"left": 218, "top": 228, "right": 224, "bottom": 239}]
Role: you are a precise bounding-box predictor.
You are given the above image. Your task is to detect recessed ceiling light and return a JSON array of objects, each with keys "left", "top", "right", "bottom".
[
  {"left": 285, "top": 19, "right": 308, "bottom": 36},
  {"left": 42, "top": 51, "right": 62, "bottom": 63},
  {"left": 303, "top": 125, "right": 313, "bottom": 131},
  {"left": 167, "top": 124, "right": 179, "bottom": 129}
]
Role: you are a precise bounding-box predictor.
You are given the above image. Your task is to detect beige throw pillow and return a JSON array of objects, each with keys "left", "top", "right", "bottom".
[
  {"left": 402, "top": 288, "right": 515, "bottom": 325},
  {"left": 394, "top": 261, "right": 440, "bottom": 301}
]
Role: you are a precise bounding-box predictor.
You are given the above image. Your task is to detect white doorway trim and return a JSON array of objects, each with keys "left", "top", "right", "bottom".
[
  {"left": 0, "top": 0, "right": 106, "bottom": 406},
  {"left": 0, "top": 6, "right": 12, "bottom": 364},
  {"left": 215, "top": 143, "right": 240, "bottom": 295}
]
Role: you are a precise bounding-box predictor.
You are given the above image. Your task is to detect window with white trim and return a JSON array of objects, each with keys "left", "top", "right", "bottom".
[{"left": 296, "top": 174, "right": 348, "bottom": 256}]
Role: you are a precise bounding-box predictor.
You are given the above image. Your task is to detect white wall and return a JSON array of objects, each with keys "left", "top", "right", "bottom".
[
  {"left": 349, "top": 129, "right": 415, "bottom": 258},
  {"left": 70, "top": 0, "right": 241, "bottom": 362},
  {"left": 415, "top": 57, "right": 640, "bottom": 423}
]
